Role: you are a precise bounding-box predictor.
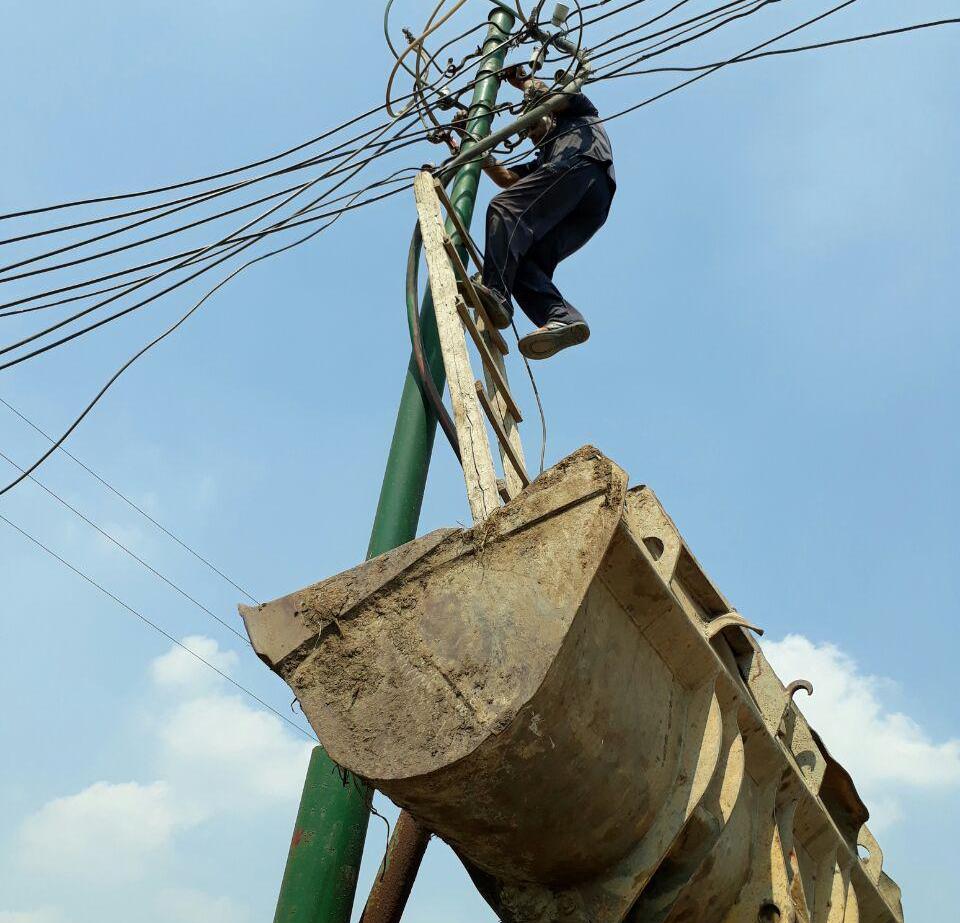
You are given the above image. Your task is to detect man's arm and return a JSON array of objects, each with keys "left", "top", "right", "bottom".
[
  {"left": 482, "top": 154, "right": 528, "bottom": 189},
  {"left": 441, "top": 134, "right": 533, "bottom": 189}
]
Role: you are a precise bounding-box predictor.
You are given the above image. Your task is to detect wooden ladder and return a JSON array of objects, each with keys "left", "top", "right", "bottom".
[{"left": 413, "top": 171, "right": 530, "bottom": 523}]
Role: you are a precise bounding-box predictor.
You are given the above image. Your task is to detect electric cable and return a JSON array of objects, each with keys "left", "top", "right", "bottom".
[
  {"left": 0, "top": 392, "right": 260, "bottom": 604},
  {"left": 594, "top": 16, "right": 960, "bottom": 78},
  {"left": 587, "top": 0, "right": 737, "bottom": 54},
  {"left": 0, "top": 58, "right": 515, "bottom": 305},
  {"left": 0, "top": 173, "right": 421, "bottom": 318},
  {"left": 0, "top": 26, "right": 493, "bottom": 237},
  {"left": 0, "top": 168, "right": 414, "bottom": 497},
  {"left": 0, "top": 125, "right": 432, "bottom": 284},
  {"left": 0, "top": 447, "right": 250, "bottom": 642},
  {"left": 0, "top": 511, "right": 317, "bottom": 742},
  {"left": 0, "top": 73, "right": 450, "bottom": 224},
  {"left": 589, "top": 0, "right": 867, "bottom": 128},
  {"left": 587, "top": 0, "right": 776, "bottom": 70},
  {"left": 0, "top": 175, "right": 418, "bottom": 318},
  {"left": 0, "top": 115, "right": 422, "bottom": 369},
  {"left": 0, "top": 14, "right": 525, "bottom": 278},
  {"left": 0, "top": 180, "right": 414, "bottom": 375},
  {"left": 0, "top": 113, "right": 439, "bottom": 250}
]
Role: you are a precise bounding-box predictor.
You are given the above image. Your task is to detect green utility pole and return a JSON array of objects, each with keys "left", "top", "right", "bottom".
[
  {"left": 272, "top": 9, "right": 515, "bottom": 923},
  {"left": 368, "top": 8, "right": 515, "bottom": 560}
]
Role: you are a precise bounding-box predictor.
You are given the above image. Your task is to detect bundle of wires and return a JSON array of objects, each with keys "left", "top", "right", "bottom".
[{"left": 0, "top": 0, "right": 955, "bottom": 494}]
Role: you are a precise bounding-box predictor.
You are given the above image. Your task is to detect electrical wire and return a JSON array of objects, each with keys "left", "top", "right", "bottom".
[
  {"left": 0, "top": 510, "right": 317, "bottom": 742},
  {"left": 0, "top": 447, "right": 250, "bottom": 642},
  {"left": 0, "top": 175, "right": 418, "bottom": 318},
  {"left": 0, "top": 392, "right": 260, "bottom": 603},
  {"left": 0, "top": 115, "right": 422, "bottom": 370},
  {"left": 0, "top": 43, "right": 519, "bottom": 320},
  {"left": 0, "top": 72, "right": 452, "bottom": 224},
  {"left": 0, "top": 115, "right": 432, "bottom": 251},
  {"left": 594, "top": 16, "right": 960, "bottom": 78},
  {"left": 0, "top": 174, "right": 421, "bottom": 319},
  {"left": 587, "top": 0, "right": 776, "bottom": 70},
  {"left": 590, "top": 0, "right": 865, "bottom": 121},
  {"left": 0, "top": 181, "right": 413, "bottom": 375},
  {"left": 0, "top": 122, "right": 434, "bottom": 283},
  {"left": 587, "top": 0, "right": 738, "bottom": 55},
  {"left": 0, "top": 168, "right": 415, "bottom": 497},
  {"left": 0, "top": 98, "right": 520, "bottom": 341}
]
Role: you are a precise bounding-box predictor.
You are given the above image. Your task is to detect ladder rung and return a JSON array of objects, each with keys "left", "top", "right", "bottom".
[
  {"left": 442, "top": 237, "right": 509, "bottom": 357},
  {"left": 434, "top": 179, "right": 485, "bottom": 273},
  {"left": 475, "top": 381, "right": 530, "bottom": 488},
  {"left": 456, "top": 299, "right": 523, "bottom": 423}
]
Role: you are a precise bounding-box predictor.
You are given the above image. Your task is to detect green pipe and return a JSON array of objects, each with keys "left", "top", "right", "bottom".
[
  {"left": 272, "top": 747, "right": 368, "bottom": 923},
  {"left": 272, "top": 9, "right": 515, "bottom": 923},
  {"left": 370, "top": 5, "right": 516, "bottom": 558}
]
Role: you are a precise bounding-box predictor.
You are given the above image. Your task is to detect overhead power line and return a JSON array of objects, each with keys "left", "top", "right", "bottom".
[
  {"left": 0, "top": 510, "right": 317, "bottom": 742},
  {"left": 0, "top": 173, "right": 419, "bottom": 317},
  {"left": 594, "top": 17, "right": 960, "bottom": 77},
  {"left": 0, "top": 0, "right": 954, "bottom": 495},
  {"left": 0, "top": 447, "right": 250, "bottom": 643},
  {"left": 0, "top": 392, "right": 260, "bottom": 604},
  {"left": 0, "top": 168, "right": 413, "bottom": 500}
]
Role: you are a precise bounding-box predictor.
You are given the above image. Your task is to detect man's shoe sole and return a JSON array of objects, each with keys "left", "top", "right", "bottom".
[
  {"left": 482, "top": 298, "right": 513, "bottom": 330},
  {"left": 469, "top": 277, "right": 513, "bottom": 329},
  {"left": 519, "top": 322, "right": 590, "bottom": 360}
]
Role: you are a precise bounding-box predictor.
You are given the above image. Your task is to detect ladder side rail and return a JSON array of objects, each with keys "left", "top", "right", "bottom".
[
  {"left": 455, "top": 299, "right": 529, "bottom": 497},
  {"left": 434, "top": 178, "right": 486, "bottom": 274},
  {"left": 413, "top": 172, "right": 501, "bottom": 522},
  {"left": 475, "top": 381, "right": 530, "bottom": 490},
  {"left": 442, "top": 236, "right": 509, "bottom": 356},
  {"left": 454, "top": 298, "right": 523, "bottom": 423},
  {"left": 478, "top": 340, "right": 528, "bottom": 497}
]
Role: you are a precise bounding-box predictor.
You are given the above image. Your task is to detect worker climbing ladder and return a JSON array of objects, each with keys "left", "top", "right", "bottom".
[{"left": 413, "top": 170, "right": 531, "bottom": 522}]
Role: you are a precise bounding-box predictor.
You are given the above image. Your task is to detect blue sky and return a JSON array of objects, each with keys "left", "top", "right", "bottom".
[{"left": 0, "top": 1, "right": 957, "bottom": 920}]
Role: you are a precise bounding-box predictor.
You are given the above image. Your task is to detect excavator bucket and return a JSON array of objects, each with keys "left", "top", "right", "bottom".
[{"left": 241, "top": 446, "right": 903, "bottom": 923}]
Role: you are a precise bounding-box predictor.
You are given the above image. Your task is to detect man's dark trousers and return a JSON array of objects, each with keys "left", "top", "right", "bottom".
[{"left": 482, "top": 158, "right": 614, "bottom": 328}]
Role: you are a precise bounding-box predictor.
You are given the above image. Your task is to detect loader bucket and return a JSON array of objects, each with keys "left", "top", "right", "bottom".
[{"left": 242, "top": 446, "right": 902, "bottom": 923}]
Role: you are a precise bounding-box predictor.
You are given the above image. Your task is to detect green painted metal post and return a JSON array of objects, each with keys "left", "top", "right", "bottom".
[
  {"left": 368, "top": 6, "right": 516, "bottom": 560},
  {"left": 272, "top": 747, "right": 368, "bottom": 923},
  {"left": 272, "top": 9, "right": 515, "bottom": 923}
]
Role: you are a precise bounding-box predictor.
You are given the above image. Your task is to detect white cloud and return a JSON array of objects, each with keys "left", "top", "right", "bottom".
[
  {"left": 763, "top": 634, "right": 960, "bottom": 829},
  {"left": 160, "top": 693, "right": 312, "bottom": 807},
  {"left": 16, "top": 636, "right": 309, "bottom": 903},
  {"left": 150, "top": 635, "right": 239, "bottom": 693},
  {"left": 19, "top": 781, "right": 187, "bottom": 884}
]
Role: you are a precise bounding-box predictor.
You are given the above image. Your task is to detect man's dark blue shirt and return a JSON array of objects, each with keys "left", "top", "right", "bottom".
[{"left": 514, "top": 93, "right": 616, "bottom": 190}]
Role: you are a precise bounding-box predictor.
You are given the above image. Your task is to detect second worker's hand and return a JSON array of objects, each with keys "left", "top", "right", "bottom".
[{"left": 503, "top": 64, "right": 530, "bottom": 90}]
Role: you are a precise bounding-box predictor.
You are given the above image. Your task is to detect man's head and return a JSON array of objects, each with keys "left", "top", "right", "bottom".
[
  {"left": 525, "top": 113, "right": 555, "bottom": 144},
  {"left": 504, "top": 65, "right": 554, "bottom": 144}
]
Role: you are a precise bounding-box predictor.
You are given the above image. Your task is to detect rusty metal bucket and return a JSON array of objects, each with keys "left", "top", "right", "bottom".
[{"left": 242, "top": 447, "right": 902, "bottom": 923}]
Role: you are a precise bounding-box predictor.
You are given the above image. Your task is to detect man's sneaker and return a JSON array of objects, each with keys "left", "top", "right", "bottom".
[
  {"left": 469, "top": 274, "right": 513, "bottom": 330},
  {"left": 518, "top": 321, "right": 590, "bottom": 360}
]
